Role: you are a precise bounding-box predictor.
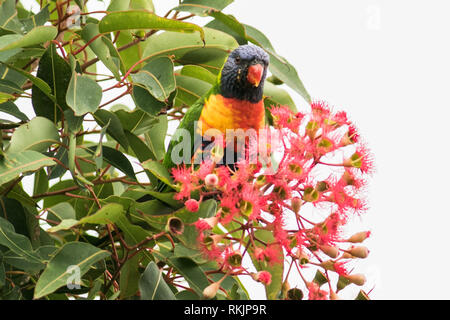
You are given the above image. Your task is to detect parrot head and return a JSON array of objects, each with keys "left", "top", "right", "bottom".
[{"left": 220, "top": 45, "right": 269, "bottom": 103}]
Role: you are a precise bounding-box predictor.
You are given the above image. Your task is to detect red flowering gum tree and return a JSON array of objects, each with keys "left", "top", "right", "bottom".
[
  {"left": 0, "top": 0, "right": 374, "bottom": 300},
  {"left": 172, "top": 102, "right": 374, "bottom": 300}
]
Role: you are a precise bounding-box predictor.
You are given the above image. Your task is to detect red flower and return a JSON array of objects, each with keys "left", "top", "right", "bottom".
[
  {"left": 254, "top": 271, "right": 272, "bottom": 285},
  {"left": 307, "top": 282, "right": 328, "bottom": 300},
  {"left": 185, "top": 199, "right": 199, "bottom": 212}
]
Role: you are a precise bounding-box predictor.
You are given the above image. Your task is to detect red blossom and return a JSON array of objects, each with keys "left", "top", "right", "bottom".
[
  {"left": 254, "top": 271, "right": 272, "bottom": 285},
  {"left": 170, "top": 101, "right": 374, "bottom": 299},
  {"left": 185, "top": 199, "right": 199, "bottom": 212}
]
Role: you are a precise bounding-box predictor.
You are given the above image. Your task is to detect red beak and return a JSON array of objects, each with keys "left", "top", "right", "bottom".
[{"left": 247, "top": 64, "right": 264, "bottom": 87}]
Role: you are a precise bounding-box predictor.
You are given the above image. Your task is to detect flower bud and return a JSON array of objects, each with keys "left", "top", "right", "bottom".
[
  {"left": 291, "top": 197, "right": 302, "bottom": 214},
  {"left": 251, "top": 271, "right": 272, "bottom": 285},
  {"left": 185, "top": 199, "right": 199, "bottom": 212},
  {"left": 344, "top": 273, "right": 366, "bottom": 286},
  {"left": 329, "top": 290, "right": 340, "bottom": 300},
  {"left": 348, "top": 246, "right": 369, "bottom": 259},
  {"left": 346, "top": 231, "right": 371, "bottom": 243},
  {"left": 201, "top": 216, "right": 219, "bottom": 229},
  {"left": 202, "top": 281, "right": 221, "bottom": 299},
  {"left": 319, "top": 245, "right": 339, "bottom": 259},
  {"left": 205, "top": 173, "right": 219, "bottom": 189}
]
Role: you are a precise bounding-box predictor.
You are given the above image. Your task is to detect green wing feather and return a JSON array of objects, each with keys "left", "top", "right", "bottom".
[{"left": 162, "top": 78, "right": 221, "bottom": 170}]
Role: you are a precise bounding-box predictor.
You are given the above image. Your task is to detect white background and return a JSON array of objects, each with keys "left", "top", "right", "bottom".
[{"left": 18, "top": 0, "right": 450, "bottom": 299}]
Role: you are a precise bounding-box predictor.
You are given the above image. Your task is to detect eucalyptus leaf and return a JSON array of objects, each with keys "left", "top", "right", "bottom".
[
  {"left": 7, "top": 116, "right": 59, "bottom": 154},
  {"left": 66, "top": 71, "right": 102, "bottom": 116},
  {"left": 34, "top": 242, "right": 110, "bottom": 299},
  {"left": 139, "top": 261, "right": 176, "bottom": 300}
]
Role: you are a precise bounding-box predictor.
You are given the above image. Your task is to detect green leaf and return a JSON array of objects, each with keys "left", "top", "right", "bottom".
[
  {"left": 263, "top": 81, "right": 297, "bottom": 113},
  {"left": 2, "top": 249, "right": 46, "bottom": 272},
  {"left": 166, "top": 257, "right": 209, "bottom": 296},
  {"left": 174, "top": 0, "right": 234, "bottom": 16},
  {"left": 177, "top": 199, "right": 216, "bottom": 248},
  {"left": 144, "top": 114, "right": 167, "bottom": 161},
  {"left": 113, "top": 106, "right": 157, "bottom": 136},
  {"left": 0, "top": 79, "right": 23, "bottom": 94},
  {"left": 93, "top": 109, "right": 129, "bottom": 151},
  {"left": 80, "top": 23, "right": 122, "bottom": 80},
  {"left": 132, "top": 85, "right": 174, "bottom": 116},
  {"left": 32, "top": 43, "right": 72, "bottom": 123},
  {"left": 85, "top": 145, "right": 136, "bottom": 179},
  {"left": 175, "top": 74, "right": 211, "bottom": 106},
  {"left": 66, "top": 71, "right": 102, "bottom": 116},
  {"left": 0, "top": 35, "right": 22, "bottom": 62},
  {"left": 0, "top": 151, "right": 55, "bottom": 186},
  {"left": 0, "top": 26, "right": 57, "bottom": 52},
  {"left": 46, "top": 202, "right": 76, "bottom": 223},
  {"left": 0, "top": 216, "right": 44, "bottom": 268},
  {"left": 33, "top": 168, "right": 48, "bottom": 197},
  {"left": 142, "top": 28, "right": 238, "bottom": 74},
  {"left": 7, "top": 116, "right": 59, "bottom": 154},
  {"left": 131, "top": 57, "right": 176, "bottom": 102},
  {"left": 0, "top": 183, "right": 36, "bottom": 207},
  {"left": 205, "top": 16, "right": 311, "bottom": 103},
  {"left": 119, "top": 253, "right": 140, "bottom": 299},
  {"left": 244, "top": 25, "right": 310, "bottom": 103},
  {"left": 141, "top": 160, "right": 173, "bottom": 187},
  {"left": 47, "top": 138, "right": 68, "bottom": 180},
  {"left": 0, "top": 262, "right": 5, "bottom": 288},
  {"left": 34, "top": 242, "right": 110, "bottom": 299},
  {"left": 21, "top": 5, "right": 50, "bottom": 33},
  {"left": 48, "top": 203, "right": 124, "bottom": 232},
  {"left": 135, "top": 190, "right": 182, "bottom": 209},
  {"left": 99, "top": 10, "right": 205, "bottom": 43},
  {"left": 1, "top": 62, "right": 54, "bottom": 102},
  {"left": 139, "top": 261, "right": 176, "bottom": 300},
  {"left": 124, "top": 130, "right": 156, "bottom": 162},
  {"left": 266, "top": 52, "right": 311, "bottom": 104},
  {"left": 0, "top": 0, "right": 23, "bottom": 33},
  {"left": 0, "top": 101, "right": 29, "bottom": 121},
  {"left": 0, "top": 92, "right": 14, "bottom": 103},
  {"left": 180, "top": 65, "right": 216, "bottom": 85}
]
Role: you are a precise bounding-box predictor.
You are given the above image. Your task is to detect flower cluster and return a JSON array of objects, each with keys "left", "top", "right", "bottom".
[{"left": 171, "top": 101, "right": 374, "bottom": 300}]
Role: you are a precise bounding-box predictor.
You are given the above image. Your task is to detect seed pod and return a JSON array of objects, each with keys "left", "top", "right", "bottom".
[
  {"left": 344, "top": 273, "right": 366, "bottom": 286},
  {"left": 347, "top": 231, "right": 371, "bottom": 243},
  {"left": 319, "top": 245, "right": 339, "bottom": 259},
  {"left": 348, "top": 246, "right": 369, "bottom": 259},
  {"left": 202, "top": 282, "right": 221, "bottom": 299}
]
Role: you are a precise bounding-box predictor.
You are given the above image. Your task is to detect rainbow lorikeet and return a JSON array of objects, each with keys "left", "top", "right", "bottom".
[{"left": 162, "top": 44, "right": 270, "bottom": 173}]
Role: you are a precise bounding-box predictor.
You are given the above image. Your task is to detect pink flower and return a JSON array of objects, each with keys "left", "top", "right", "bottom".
[
  {"left": 185, "top": 199, "right": 199, "bottom": 212},
  {"left": 307, "top": 282, "right": 328, "bottom": 300},
  {"left": 254, "top": 271, "right": 272, "bottom": 285}
]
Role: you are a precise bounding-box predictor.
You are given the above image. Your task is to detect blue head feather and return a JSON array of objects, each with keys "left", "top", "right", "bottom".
[{"left": 220, "top": 45, "right": 269, "bottom": 103}]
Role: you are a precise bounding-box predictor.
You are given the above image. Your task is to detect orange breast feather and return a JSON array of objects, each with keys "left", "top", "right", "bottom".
[{"left": 199, "top": 94, "right": 265, "bottom": 136}]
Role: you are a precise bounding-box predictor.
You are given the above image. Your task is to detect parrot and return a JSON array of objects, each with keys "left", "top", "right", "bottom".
[{"left": 158, "top": 44, "right": 270, "bottom": 190}]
